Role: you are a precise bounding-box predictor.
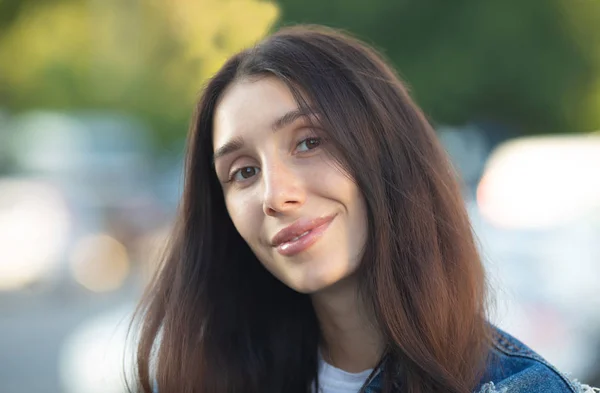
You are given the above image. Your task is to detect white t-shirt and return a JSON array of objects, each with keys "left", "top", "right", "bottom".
[{"left": 313, "top": 351, "right": 374, "bottom": 393}]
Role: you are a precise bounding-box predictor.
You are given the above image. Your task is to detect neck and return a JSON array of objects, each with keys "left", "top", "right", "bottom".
[{"left": 311, "top": 276, "right": 385, "bottom": 373}]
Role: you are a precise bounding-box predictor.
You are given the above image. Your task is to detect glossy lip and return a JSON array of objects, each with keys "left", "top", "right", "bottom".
[{"left": 271, "top": 214, "right": 336, "bottom": 256}]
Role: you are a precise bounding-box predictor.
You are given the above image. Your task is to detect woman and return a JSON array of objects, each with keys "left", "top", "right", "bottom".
[{"left": 133, "top": 25, "right": 597, "bottom": 393}]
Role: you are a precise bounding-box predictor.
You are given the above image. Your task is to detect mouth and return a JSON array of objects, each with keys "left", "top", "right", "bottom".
[{"left": 271, "top": 214, "right": 336, "bottom": 257}]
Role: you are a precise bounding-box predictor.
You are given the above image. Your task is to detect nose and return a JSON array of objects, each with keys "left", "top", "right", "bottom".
[{"left": 262, "top": 162, "right": 306, "bottom": 216}]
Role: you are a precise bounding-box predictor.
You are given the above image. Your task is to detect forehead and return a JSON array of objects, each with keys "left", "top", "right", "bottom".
[{"left": 212, "top": 77, "right": 299, "bottom": 150}]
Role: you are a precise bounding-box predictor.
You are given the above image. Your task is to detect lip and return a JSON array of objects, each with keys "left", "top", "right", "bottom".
[{"left": 271, "top": 214, "right": 336, "bottom": 256}]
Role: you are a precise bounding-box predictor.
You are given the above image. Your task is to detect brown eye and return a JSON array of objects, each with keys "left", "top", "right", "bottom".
[
  {"left": 297, "top": 137, "right": 321, "bottom": 152},
  {"left": 232, "top": 166, "right": 260, "bottom": 182}
]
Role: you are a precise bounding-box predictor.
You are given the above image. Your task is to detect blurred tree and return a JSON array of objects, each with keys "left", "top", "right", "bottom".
[
  {"left": 0, "top": 0, "right": 279, "bottom": 148},
  {"left": 0, "top": 0, "right": 63, "bottom": 31},
  {"left": 275, "top": 0, "right": 600, "bottom": 134}
]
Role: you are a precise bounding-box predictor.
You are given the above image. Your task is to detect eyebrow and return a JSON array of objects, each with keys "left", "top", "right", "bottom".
[
  {"left": 212, "top": 136, "right": 244, "bottom": 164},
  {"left": 212, "top": 108, "right": 315, "bottom": 164},
  {"left": 271, "top": 108, "right": 314, "bottom": 132}
]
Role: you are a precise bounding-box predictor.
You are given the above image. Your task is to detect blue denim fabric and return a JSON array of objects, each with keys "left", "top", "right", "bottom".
[
  {"left": 474, "top": 327, "right": 578, "bottom": 393},
  {"left": 363, "top": 326, "right": 594, "bottom": 393}
]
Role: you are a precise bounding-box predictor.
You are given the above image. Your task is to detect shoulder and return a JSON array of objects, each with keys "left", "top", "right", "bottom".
[{"left": 476, "top": 326, "right": 597, "bottom": 393}]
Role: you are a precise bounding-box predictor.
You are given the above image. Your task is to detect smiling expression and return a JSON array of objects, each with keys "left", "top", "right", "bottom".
[{"left": 212, "top": 76, "right": 368, "bottom": 294}]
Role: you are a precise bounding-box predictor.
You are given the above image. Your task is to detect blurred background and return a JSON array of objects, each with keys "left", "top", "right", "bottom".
[{"left": 0, "top": 1, "right": 599, "bottom": 392}]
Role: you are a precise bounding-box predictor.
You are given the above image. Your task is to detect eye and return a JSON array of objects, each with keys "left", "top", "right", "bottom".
[
  {"left": 296, "top": 137, "right": 321, "bottom": 153},
  {"left": 230, "top": 166, "right": 260, "bottom": 182}
]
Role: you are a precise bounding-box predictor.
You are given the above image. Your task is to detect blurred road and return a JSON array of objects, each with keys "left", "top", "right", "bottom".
[{"left": 0, "top": 283, "right": 138, "bottom": 393}]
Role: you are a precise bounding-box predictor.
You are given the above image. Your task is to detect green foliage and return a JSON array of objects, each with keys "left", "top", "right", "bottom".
[
  {"left": 275, "top": 0, "right": 600, "bottom": 134},
  {"left": 2, "top": 0, "right": 599, "bottom": 146},
  {"left": 0, "top": 0, "right": 279, "bottom": 147}
]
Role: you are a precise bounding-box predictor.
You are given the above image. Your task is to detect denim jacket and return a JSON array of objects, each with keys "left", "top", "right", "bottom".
[{"left": 363, "top": 326, "right": 598, "bottom": 393}]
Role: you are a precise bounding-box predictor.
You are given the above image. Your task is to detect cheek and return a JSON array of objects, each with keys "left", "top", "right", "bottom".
[
  {"left": 313, "top": 160, "right": 363, "bottom": 213},
  {"left": 312, "top": 163, "right": 369, "bottom": 254},
  {"left": 352, "top": 193, "right": 369, "bottom": 254},
  {"left": 225, "top": 192, "right": 263, "bottom": 245}
]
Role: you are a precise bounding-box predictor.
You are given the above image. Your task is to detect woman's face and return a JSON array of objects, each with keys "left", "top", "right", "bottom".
[{"left": 212, "top": 76, "right": 368, "bottom": 294}]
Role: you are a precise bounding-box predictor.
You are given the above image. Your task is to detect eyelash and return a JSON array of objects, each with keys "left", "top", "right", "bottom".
[{"left": 225, "top": 136, "right": 323, "bottom": 184}]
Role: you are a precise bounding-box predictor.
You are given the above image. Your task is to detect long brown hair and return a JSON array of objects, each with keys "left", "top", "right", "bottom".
[{"left": 133, "top": 25, "right": 491, "bottom": 393}]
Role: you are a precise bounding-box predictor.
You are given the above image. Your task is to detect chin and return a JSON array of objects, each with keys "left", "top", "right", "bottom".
[
  {"left": 286, "top": 270, "right": 349, "bottom": 295},
  {"left": 290, "top": 285, "right": 327, "bottom": 295},
  {"left": 264, "top": 253, "right": 361, "bottom": 294},
  {"left": 289, "top": 281, "right": 329, "bottom": 294}
]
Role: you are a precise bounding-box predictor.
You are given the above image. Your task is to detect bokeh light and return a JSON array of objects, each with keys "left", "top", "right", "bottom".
[
  {"left": 68, "top": 234, "right": 130, "bottom": 292},
  {"left": 477, "top": 136, "right": 600, "bottom": 229},
  {"left": 0, "top": 179, "right": 70, "bottom": 291},
  {"left": 58, "top": 304, "right": 135, "bottom": 393}
]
